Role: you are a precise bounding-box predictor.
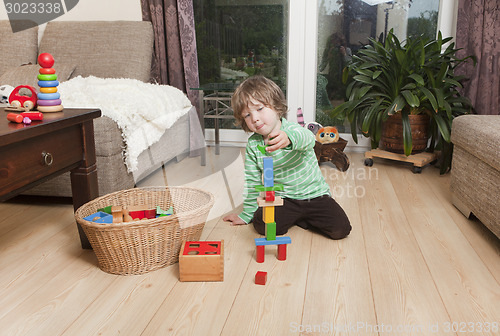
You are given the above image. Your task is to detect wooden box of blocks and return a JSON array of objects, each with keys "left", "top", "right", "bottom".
[{"left": 179, "top": 241, "right": 224, "bottom": 282}]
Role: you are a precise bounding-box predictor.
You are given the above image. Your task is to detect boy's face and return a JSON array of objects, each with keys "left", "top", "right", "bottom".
[{"left": 242, "top": 97, "right": 281, "bottom": 139}]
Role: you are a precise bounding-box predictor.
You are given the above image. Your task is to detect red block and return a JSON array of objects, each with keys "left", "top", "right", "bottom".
[
  {"left": 144, "top": 209, "right": 156, "bottom": 219},
  {"left": 256, "top": 245, "right": 265, "bottom": 263},
  {"left": 265, "top": 191, "right": 275, "bottom": 202},
  {"left": 277, "top": 244, "right": 287, "bottom": 261},
  {"left": 255, "top": 271, "right": 267, "bottom": 285}
]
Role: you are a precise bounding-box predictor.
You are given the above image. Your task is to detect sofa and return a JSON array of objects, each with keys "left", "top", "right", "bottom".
[
  {"left": 0, "top": 20, "right": 204, "bottom": 197},
  {"left": 450, "top": 115, "right": 500, "bottom": 238}
]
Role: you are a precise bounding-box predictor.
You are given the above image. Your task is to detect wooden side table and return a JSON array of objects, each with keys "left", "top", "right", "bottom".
[{"left": 0, "top": 108, "right": 101, "bottom": 248}]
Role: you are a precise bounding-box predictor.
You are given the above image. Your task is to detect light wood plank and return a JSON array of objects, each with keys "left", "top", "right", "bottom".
[
  {"left": 388, "top": 163, "right": 500, "bottom": 335},
  {"left": 301, "top": 159, "right": 378, "bottom": 335},
  {"left": 354, "top": 154, "right": 452, "bottom": 335}
]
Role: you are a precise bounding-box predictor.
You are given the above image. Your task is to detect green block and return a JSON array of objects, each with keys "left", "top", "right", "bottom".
[
  {"left": 97, "top": 205, "right": 112, "bottom": 214},
  {"left": 266, "top": 222, "right": 276, "bottom": 241},
  {"left": 255, "top": 184, "right": 284, "bottom": 192},
  {"left": 257, "top": 144, "right": 269, "bottom": 155},
  {"left": 157, "top": 205, "right": 174, "bottom": 215}
]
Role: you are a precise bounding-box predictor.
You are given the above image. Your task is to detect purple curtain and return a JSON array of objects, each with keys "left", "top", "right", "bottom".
[
  {"left": 141, "top": 0, "right": 200, "bottom": 110},
  {"left": 455, "top": 0, "right": 499, "bottom": 115}
]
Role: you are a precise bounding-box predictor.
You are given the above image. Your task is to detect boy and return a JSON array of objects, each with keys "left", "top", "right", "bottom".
[{"left": 223, "top": 76, "right": 351, "bottom": 240}]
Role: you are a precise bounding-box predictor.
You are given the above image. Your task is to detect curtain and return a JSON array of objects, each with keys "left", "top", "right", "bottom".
[
  {"left": 141, "top": 0, "right": 200, "bottom": 110},
  {"left": 455, "top": 0, "right": 499, "bottom": 115}
]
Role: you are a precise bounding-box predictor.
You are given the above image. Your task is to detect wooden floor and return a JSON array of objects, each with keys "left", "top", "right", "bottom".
[{"left": 0, "top": 147, "right": 499, "bottom": 336}]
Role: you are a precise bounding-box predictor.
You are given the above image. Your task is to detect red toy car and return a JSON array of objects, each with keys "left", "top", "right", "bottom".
[{"left": 9, "top": 85, "right": 38, "bottom": 110}]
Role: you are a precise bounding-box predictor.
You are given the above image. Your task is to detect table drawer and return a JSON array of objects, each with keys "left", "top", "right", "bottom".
[{"left": 0, "top": 125, "right": 83, "bottom": 195}]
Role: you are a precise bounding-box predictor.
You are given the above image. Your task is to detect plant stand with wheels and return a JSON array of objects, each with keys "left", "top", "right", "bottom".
[{"left": 364, "top": 148, "right": 437, "bottom": 173}]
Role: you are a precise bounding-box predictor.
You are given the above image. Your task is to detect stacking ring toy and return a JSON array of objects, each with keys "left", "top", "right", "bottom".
[
  {"left": 37, "top": 92, "right": 60, "bottom": 100},
  {"left": 39, "top": 68, "right": 56, "bottom": 75},
  {"left": 38, "top": 74, "right": 58, "bottom": 81},
  {"left": 37, "top": 104, "right": 63, "bottom": 113},
  {"left": 37, "top": 99, "right": 62, "bottom": 106},
  {"left": 38, "top": 80, "right": 59, "bottom": 87},
  {"left": 40, "top": 87, "right": 58, "bottom": 93}
]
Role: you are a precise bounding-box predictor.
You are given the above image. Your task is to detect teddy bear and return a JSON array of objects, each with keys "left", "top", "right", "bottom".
[{"left": 315, "top": 126, "right": 339, "bottom": 144}]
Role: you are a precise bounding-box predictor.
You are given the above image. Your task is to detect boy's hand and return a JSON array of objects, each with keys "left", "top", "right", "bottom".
[
  {"left": 266, "top": 130, "right": 290, "bottom": 152},
  {"left": 223, "top": 213, "right": 246, "bottom": 226}
]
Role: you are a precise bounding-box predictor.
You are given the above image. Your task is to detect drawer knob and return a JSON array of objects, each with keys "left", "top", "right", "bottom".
[{"left": 42, "top": 152, "right": 54, "bottom": 166}]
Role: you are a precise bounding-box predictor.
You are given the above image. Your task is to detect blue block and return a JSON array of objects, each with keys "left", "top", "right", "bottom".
[
  {"left": 38, "top": 80, "right": 60, "bottom": 88},
  {"left": 83, "top": 211, "right": 113, "bottom": 223},
  {"left": 263, "top": 156, "right": 274, "bottom": 187},
  {"left": 255, "top": 236, "right": 291, "bottom": 246}
]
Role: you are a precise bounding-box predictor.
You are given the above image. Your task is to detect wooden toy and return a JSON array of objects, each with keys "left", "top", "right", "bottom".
[
  {"left": 39, "top": 67, "right": 56, "bottom": 75},
  {"left": 8, "top": 85, "right": 37, "bottom": 110},
  {"left": 37, "top": 80, "right": 60, "bottom": 87},
  {"left": 37, "top": 74, "right": 58, "bottom": 81},
  {"left": 255, "top": 184, "right": 283, "bottom": 192},
  {"left": 254, "top": 237, "right": 291, "bottom": 262},
  {"left": 38, "top": 53, "right": 55, "bottom": 68},
  {"left": 111, "top": 206, "right": 124, "bottom": 223},
  {"left": 20, "top": 112, "right": 43, "bottom": 120},
  {"left": 266, "top": 222, "right": 276, "bottom": 241},
  {"left": 257, "top": 196, "right": 283, "bottom": 207},
  {"left": 265, "top": 190, "right": 275, "bottom": 202},
  {"left": 255, "top": 271, "right": 267, "bottom": 285},
  {"left": 37, "top": 99, "right": 62, "bottom": 106},
  {"left": 254, "top": 153, "right": 291, "bottom": 263},
  {"left": 83, "top": 211, "right": 113, "bottom": 223},
  {"left": 40, "top": 87, "right": 58, "bottom": 93},
  {"left": 179, "top": 241, "right": 224, "bottom": 282},
  {"left": 7, "top": 113, "right": 23, "bottom": 123},
  {"left": 37, "top": 105, "right": 64, "bottom": 113},
  {"left": 263, "top": 156, "right": 274, "bottom": 187},
  {"left": 37, "top": 53, "right": 63, "bottom": 113}
]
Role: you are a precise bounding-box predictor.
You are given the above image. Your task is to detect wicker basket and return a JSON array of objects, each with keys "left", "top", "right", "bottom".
[{"left": 75, "top": 186, "right": 214, "bottom": 275}]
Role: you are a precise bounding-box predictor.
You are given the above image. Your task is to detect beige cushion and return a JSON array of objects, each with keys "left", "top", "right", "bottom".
[
  {"left": 0, "top": 63, "right": 75, "bottom": 89},
  {"left": 0, "top": 21, "right": 38, "bottom": 76},
  {"left": 451, "top": 115, "right": 500, "bottom": 171},
  {"left": 39, "top": 21, "right": 154, "bottom": 82}
]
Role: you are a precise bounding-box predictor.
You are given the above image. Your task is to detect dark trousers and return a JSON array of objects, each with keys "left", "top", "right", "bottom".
[{"left": 252, "top": 195, "right": 351, "bottom": 240}]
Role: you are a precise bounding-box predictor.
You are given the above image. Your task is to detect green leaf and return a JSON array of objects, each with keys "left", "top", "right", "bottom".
[
  {"left": 433, "top": 114, "right": 451, "bottom": 142},
  {"left": 419, "top": 87, "right": 438, "bottom": 112},
  {"left": 408, "top": 73, "right": 425, "bottom": 86},
  {"left": 433, "top": 88, "right": 445, "bottom": 108},
  {"left": 401, "top": 90, "right": 420, "bottom": 107},
  {"left": 353, "top": 75, "right": 374, "bottom": 85},
  {"left": 372, "top": 70, "right": 382, "bottom": 79},
  {"left": 401, "top": 111, "right": 413, "bottom": 156}
]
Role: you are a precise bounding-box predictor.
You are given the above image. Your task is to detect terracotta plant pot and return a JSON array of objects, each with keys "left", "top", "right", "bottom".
[{"left": 380, "top": 113, "right": 430, "bottom": 154}]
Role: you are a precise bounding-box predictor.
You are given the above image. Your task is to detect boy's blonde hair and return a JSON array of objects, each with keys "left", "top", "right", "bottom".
[{"left": 231, "top": 76, "right": 288, "bottom": 132}]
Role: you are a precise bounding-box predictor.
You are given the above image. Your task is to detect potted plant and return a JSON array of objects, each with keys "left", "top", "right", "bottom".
[{"left": 332, "top": 30, "right": 474, "bottom": 173}]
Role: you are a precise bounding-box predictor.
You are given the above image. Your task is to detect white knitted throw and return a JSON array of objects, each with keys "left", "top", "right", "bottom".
[{"left": 58, "top": 76, "right": 193, "bottom": 172}]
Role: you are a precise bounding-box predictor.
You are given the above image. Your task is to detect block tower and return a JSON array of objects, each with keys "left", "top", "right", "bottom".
[
  {"left": 254, "top": 147, "right": 291, "bottom": 263},
  {"left": 37, "top": 53, "right": 63, "bottom": 113}
]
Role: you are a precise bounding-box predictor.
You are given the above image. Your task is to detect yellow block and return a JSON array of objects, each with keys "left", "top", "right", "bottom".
[
  {"left": 263, "top": 206, "right": 274, "bottom": 223},
  {"left": 40, "top": 87, "right": 58, "bottom": 93}
]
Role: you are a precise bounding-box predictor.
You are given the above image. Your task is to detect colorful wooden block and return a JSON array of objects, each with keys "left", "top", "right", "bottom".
[
  {"left": 266, "top": 222, "right": 276, "bottom": 241},
  {"left": 256, "top": 245, "right": 265, "bottom": 263},
  {"left": 263, "top": 157, "right": 274, "bottom": 187},
  {"left": 179, "top": 241, "right": 224, "bottom": 281},
  {"left": 263, "top": 206, "right": 274, "bottom": 223},
  {"left": 278, "top": 244, "right": 287, "bottom": 261},
  {"left": 111, "top": 206, "right": 123, "bottom": 223},
  {"left": 254, "top": 236, "right": 292, "bottom": 246},
  {"left": 257, "top": 196, "right": 283, "bottom": 207},
  {"left": 255, "top": 271, "right": 267, "bottom": 285},
  {"left": 83, "top": 211, "right": 113, "bottom": 223},
  {"left": 255, "top": 184, "right": 284, "bottom": 192},
  {"left": 265, "top": 191, "right": 275, "bottom": 202}
]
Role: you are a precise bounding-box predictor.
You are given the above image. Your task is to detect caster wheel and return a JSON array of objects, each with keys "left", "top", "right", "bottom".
[
  {"left": 412, "top": 166, "right": 422, "bottom": 174},
  {"left": 364, "top": 158, "right": 373, "bottom": 167}
]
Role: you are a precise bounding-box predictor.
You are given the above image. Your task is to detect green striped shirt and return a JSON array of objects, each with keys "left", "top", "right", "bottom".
[{"left": 238, "top": 118, "right": 331, "bottom": 223}]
